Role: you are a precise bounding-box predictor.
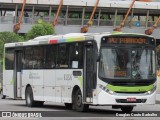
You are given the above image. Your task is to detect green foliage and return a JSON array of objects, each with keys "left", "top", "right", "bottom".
[
  {"left": 25, "top": 22, "right": 55, "bottom": 40},
  {"left": 0, "top": 32, "right": 24, "bottom": 59}
]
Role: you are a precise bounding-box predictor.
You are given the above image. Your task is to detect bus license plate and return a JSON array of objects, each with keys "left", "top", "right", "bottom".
[{"left": 127, "top": 98, "right": 136, "bottom": 102}]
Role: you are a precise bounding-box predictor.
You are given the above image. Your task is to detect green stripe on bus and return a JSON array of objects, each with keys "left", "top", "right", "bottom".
[
  {"left": 78, "top": 76, "right": 83, "bottom": 87},
  {"left": 66, "top": 38, "right": 74, "bottom": 42},
  {"left": 10, "top": 78, "right": 14, "bottom": 85},
  {"left": 106, "top": 84, "right": 154, "bottom": 92}
]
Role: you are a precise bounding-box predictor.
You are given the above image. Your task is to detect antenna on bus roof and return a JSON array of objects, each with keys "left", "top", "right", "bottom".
[
  {"left": 145, "top": 16, "right": 160, "bottom": 35},
  {"left": 81, "top": 0, "right": 100, "bottom": 33}
]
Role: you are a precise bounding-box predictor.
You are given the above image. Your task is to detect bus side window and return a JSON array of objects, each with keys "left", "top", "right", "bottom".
[
  {"left": 23, "top": 47, "right": 33, "bottom": 69},
  {"left": 32, "top": 46, "right": 44, "bottom": 69},
  {"left": 5, "top": 48, "right": 14, "bottom": 70},
  {"left": 69, "top": 43, "right": 83, "bottom": 69},
  {"left": 57, "top": 44, "right": 69, "bottom": 68},
  {"left": 45, "top": 45, "right": 56, "bottom": 69}
]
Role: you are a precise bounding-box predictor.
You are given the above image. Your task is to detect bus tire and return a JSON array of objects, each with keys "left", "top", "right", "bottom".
[
  {"left": 1, "top": 95, "right": 6, "bottom": 99},
  {"left": 73, "top": 89, "right": 89, "bottom": 112},
  {"left": 36, "top": 101, "right": 44, "bottom": 107},
  {"left": 121, "top": 106, "right": 134, "bottom": 113},
  {"left": 25, "top": 86, "right": 36, "bottom": 107},
  {"left": 65, "top": 103, "right": 72, "bottom": 110}
]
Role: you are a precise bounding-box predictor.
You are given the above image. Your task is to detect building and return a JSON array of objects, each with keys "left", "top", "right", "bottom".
[{"left": 0, "top": 0, "right": 160, "bottom": 39}]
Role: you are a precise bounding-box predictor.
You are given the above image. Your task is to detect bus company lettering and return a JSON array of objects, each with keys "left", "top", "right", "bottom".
[
  {"left": 29, "top": 72, "right": 41, "bottom": 79},
  {"left": 108, "top": 38, "right": 146, "bottom": 44},
  {"left": 64, "top": 74, "right": 72, "bottom": 80}
]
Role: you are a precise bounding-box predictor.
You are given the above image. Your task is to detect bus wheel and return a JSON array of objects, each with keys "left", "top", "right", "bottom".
[
  {"left": 25, "top": 87, "right": 35, "bottom": 107},
  {"left": 35, "top": 101, "right": 44, "bottom": 107},
  {"left": 1, "top": 95, "right": 6, "bottom": 99},
  {"left": 73, "top": 89, "right": 89, "bottom": 112},
  {"left": 65, "top": 103, "right": 72, "bottom": 109},
  {"left": 120, "top": 106, "right": 134, "bottom": 113}
]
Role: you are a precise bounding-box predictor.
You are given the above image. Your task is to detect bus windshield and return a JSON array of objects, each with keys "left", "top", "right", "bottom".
[{"left": 99, "top": 47, "right": 156, "bottom": 80}]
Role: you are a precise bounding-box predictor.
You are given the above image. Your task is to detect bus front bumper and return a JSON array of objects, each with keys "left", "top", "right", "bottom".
[{"left": 94, "top": 90, "right": 156, "bottom": 105}]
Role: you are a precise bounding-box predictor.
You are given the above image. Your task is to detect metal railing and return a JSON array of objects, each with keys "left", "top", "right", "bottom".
[
  {"left": 0, "top": 16, "right": 157, "bottom": 28},
  {"left": 67, "top": 18, "right": 82, "bottom": 25},
  {"left": 0, "top": 16, "right": 15, "bottom": 24},
  {"left": 99, "top": 19, "right": 114, "bottom": 26}
]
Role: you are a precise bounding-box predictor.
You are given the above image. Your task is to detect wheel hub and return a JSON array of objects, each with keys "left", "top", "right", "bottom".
[
  {"left": 27, "top": 93, "right": 31, "bottom": 105},
  {"left": 76, "top": 94, "right": 82, "bottom": 107}
]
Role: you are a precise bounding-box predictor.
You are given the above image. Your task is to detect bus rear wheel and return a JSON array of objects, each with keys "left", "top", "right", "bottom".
[
  {"left": 36, "top": 101, "right": 44, "bottom": 107},
  {"left": 25, "top": 86, "right": 36, "bottom": 107},
  {"left": 120, "top": 106, "right": 134, "bottom": 113},
  {"left": 73, "top": 89, "right": 89, "bottom": 112},
  {"left": 1, "top": 95, "right": 6, "bottom": 99}
]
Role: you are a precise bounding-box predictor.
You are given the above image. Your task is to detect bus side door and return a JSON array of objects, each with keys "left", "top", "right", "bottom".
[
  {"left": 83, "top": 41, "right": 97, "bottom": 103},
  {"left": 14, "top": 50, "right": 23, "bottom": 99}
]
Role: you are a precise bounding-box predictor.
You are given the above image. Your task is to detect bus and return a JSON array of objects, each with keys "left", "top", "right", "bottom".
[{"left": 2, "top": 32, "right": 157, "bottom": 112}]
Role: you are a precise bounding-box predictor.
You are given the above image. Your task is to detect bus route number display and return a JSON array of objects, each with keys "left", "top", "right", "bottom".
[{"left": 107, "top": 37, "right": 146, "bottom": 44}]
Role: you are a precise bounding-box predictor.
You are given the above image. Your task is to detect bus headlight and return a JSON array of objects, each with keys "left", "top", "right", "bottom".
[
  {"left": 147, "top": 91, "right": 151, "bottom": 94},
  {"left": 145, "top": 83, "right": 156, "bottom": 95},
  {"left": 98, "top": 84, "right": 115, "bottom": 94}
]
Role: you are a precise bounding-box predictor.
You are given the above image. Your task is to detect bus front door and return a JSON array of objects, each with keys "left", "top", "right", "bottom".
[
  {"left": 83, "top": 44, "right": 96, "bottom": 103},
  {"left": 14, "top": 50, "right": 22, "bottom": 99}
]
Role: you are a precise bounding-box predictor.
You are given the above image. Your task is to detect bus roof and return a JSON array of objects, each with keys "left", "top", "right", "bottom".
[
  {"left": 4, "top": 33, "right": 98, "bottom": 48},
  {"left": 111, "top": 31, "right": 154, "bottom": 38},
  {"left": 4, "top": 32, "right": 154, "bottom": 48}
]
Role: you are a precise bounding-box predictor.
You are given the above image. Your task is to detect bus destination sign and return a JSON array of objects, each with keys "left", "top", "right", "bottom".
[
  {"left": 107, "top": 37, "right": 146, "bottom": 44},
  {"left": 101, "top": 36, "right": 155, "bottom": 45}
]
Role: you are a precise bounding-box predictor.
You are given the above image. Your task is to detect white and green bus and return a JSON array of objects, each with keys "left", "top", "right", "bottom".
[{"left": 2, "top": 32, "right": 157, "bottom": 112}]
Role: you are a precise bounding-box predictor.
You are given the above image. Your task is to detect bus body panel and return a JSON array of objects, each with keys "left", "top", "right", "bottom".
[
  {"left": 3, "top": 70, "right": 14, "bottom": 98},
  {"left": 21, "top": 69, "right": 83, "bottom": 103},
  {"left": 21, "top": 70, "right": 33, "bottom": 99},
  {"left": 43, "top": 70, "right": 56, "bottom": 102},
  {"left": 157, "top": 76, "right": 160, "bottom": 101},
  {"left": 55, "top": 69, "right": 83, "bottom": 103},
  {"left": 32, "top": 70, "right": 44, "bottom": 101}
]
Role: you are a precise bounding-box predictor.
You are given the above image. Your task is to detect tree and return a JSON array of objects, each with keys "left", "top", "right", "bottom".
[
  {"left": 0, "top": 32, "right": 24, "bottom": 60},
  {"left": 0, "top": 32, "right": 24, "bottom": 84},
  {"left": 25, "top": 22, "right": 55, "bottom": 40}
]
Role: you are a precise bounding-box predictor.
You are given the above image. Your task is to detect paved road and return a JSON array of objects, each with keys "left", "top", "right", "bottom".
[{"left": 0, "top": 94, "right": 160, "bottom": 120}]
